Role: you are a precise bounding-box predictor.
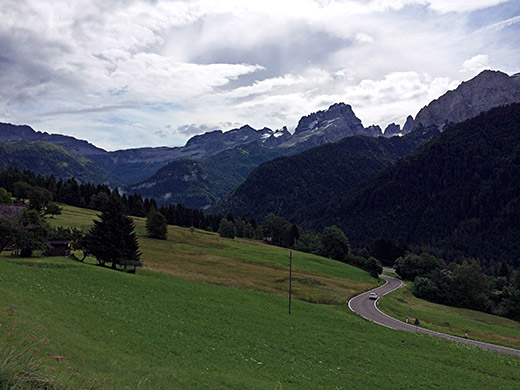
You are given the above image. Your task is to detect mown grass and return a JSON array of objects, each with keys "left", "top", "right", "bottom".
[
  {"left": 378, "top": 283, "right": 520, "bottom": 349},
  {"left": 0, "top": 257, "right": 519, "bottom": 389},
  {"left": 50, "top": 205, "right": 376, "bottom": 305},
  {"left": 1, "top": 204, "right": 518, "bottom": 388}
]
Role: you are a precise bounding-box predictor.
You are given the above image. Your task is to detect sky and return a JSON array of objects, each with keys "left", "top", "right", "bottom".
[{"left": 1, "top": 0, "right": 519, "bottom": 151}]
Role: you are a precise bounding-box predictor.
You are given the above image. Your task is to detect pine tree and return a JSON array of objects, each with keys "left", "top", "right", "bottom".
[{"left": 85, "top": 193, "right": 142, "bottom": 272}]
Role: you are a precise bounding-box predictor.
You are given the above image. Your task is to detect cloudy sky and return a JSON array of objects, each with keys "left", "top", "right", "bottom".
[{"left": 1, "top": 0, "right": 519, "bottom": 150}]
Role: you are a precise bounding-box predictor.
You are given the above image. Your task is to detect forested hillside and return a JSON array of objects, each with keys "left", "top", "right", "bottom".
[
  {"left": 126, "top": 142, "right": 289, "bottom": 208},
  {"left": 315, "top": 103, "right": 520, "bottom": 266},
  {"left": 213, "top": 134, "right": 423, "bottom": 222},
  {"left": 0, "top": 141, "right": 120, "bottom": 185}
]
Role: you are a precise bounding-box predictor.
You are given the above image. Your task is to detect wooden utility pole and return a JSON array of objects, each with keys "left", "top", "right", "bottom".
[{"left": 289, "top": 250, "right": 292, "bottom": 314}]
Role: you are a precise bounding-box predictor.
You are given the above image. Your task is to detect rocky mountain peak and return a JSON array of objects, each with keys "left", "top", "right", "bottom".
[
  {"left": 262, "top": 126, "right": 292, "bottom": 148},
  {"left": 413, "top": 70, "right": 520, "bottom": 131},
  {"left": 383, "top": 123, "right": 401, "bottom": 137},
  {"left": 402, "top": 115, "right": 414, "bottom": 134},
  {"left": 365, "top": 125, "right": 383, "bottom": 137},
  {"left": 294, "top": 102, "right": 362, "bottom": 135}
]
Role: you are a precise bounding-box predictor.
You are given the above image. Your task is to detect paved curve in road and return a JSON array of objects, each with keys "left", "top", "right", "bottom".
[{"left": 348, "top": 275, "right": 520, "bottom": 357}]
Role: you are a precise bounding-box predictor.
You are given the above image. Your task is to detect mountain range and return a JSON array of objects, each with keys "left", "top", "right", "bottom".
[
  {"left": 316, "top": 103, "right": 520, "bottom": 266},
  {"left": 211, "top": 130, "right": 430, "bottom": 221},
  {"left": 214, "top": 70, "right": 520, "bottom": 217},
  {"left": 0, "top": 141, "right": 120, "bottom": 185},
  {"left": 1, "top": 69, "right": 520, "bottom": 213}
]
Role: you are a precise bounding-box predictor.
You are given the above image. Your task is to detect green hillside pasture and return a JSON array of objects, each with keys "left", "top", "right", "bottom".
[
  {"left": 0, "top": 257, "right": 519, "bottom": 389},
  {"left": 378, "top": 284, "right": 520, "bottom": 349},
  {"left": 50, "top": 205, "right": 376, "bottom": 304}
]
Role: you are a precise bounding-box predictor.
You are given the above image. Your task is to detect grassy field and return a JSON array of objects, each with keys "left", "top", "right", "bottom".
[
  {"left": 378, "top": 282, "right": 520, "bottom": 349},
  {"left": 0, "top": 204, "right": 519, "bottom": 388},
  {"left": 1, "top": 256, "right": 519, "bottom": 389},
  {"left": 50, "top": 206, "right": 376, "bottom": 305}
]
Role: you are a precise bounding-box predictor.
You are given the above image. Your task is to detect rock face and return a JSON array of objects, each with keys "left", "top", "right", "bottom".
[
  {"left": 413, "top": 70, "right": 520, "bottom": 131},
  {"left": 281, "top": 103, "right": 381, "bottom": 148},
  {"left": 402, "top": 116, "right": 414, "bottom": 134},
  {"left": 262, "top": 126, "right": 292, "bottom": 148},
  {"left": 365, "top": 125, "right": 383, "bottom": 137},
  {"left": 383, "top": 123, "right": 401, "bottom": 137}
]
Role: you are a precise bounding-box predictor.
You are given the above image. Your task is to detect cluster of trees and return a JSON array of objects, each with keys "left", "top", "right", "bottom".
[
  {"left": 1, "top": 168, "right": 383, "bottom": 278},
  {"left": 0, "top": 208, "right": 50, "bottom": 257},
  {"left": 0, "top": 168, "right": 229, "bottom": 232},
  {"left": 395, "top": 252, "right": 520, "bottom": 321},
  {"left": 217, "top": 213, "right": 382, "bottom": 278},
  {"left": 0, "top": 183, "right": 143, "bottom": 273},
  {"left": 0, "top": 184, "right": 63, "bottom": 257}
]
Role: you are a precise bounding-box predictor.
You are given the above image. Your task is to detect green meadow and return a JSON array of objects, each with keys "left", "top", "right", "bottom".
[
  {"left": 378, "top": 283, "right": 520, "bottom": 349},
  {"left": 0, "top": 205, "right": 519, "bottom": 389}
]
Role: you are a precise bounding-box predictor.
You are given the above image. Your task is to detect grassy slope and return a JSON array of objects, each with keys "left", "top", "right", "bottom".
[
  {"left": 51, "top": 206, "right": 375, "bottom": 305},
  {"left": 378, "top": 283, "right": 520, "bottom": 349},
  {"left": 0, "top": 205, "right": 519, "bottom": 388},
  {"left": 1, "top": 258, "right": 519, "bottom": 389}
]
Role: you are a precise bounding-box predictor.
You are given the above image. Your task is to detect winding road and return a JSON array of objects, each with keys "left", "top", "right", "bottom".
[{"left": 348, "top": 275, "right": 520, "bottom": 357}]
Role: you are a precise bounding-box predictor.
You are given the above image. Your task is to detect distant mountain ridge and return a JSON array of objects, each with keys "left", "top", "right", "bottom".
[
  {"left": 122, "top": 103, "right": 397, "bottom": 208},
  {"left": 0, "top": 141, "right": 120, "bottom": 185},
  {"left": 314, "top": 103, "right": 520, "bottom": 265},
  {"left": 2, "top": 69, "right": 520, "bottom": 210},
  {"left": 0, "top": 123, "right": 106, "bottom": 155},
  {"left": 211, "top": 125, "right": 436, "bottom": 221},
  {"left": 0, "top": 102, "right": 392, "bottom": 194},
  {"left": 413, "top": 70, "right": 520, "bottom": 131},
  {"left": 125, "top": 142, "right": 290, "bottom": 208}
]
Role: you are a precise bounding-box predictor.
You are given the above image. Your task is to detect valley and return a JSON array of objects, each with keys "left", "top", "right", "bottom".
[{"left": 1, "top": 205, "right": 519, "bottom": 389}]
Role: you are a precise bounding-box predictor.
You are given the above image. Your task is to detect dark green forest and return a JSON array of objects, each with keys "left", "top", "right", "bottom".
[
  {"left": 213, "top": 134, "right": 423, "bottom": 222},
  {"left": 313, "top": 103, "right": 520, "bottom": 267}
]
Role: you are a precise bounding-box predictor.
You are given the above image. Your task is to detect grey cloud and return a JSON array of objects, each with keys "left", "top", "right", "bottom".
[
  {"left": 40, "top": 103, "right": 140, "bottom": 117},
  {"left": 175, "top": 121, "right": 243, "bottom": 136},
  {"left": 154, "top": 129, "right": 169, "bottom": 138},
  {"left": 176, "top": 123, "right": 213, "bottom": 136},
  {"left": 183, "top": 19, "right": 351, "bottom": 88}
]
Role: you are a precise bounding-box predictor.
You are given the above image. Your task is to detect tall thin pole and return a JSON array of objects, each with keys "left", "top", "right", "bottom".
[{"left": 289, "top": 250, "right": 292, "bottom": 314}]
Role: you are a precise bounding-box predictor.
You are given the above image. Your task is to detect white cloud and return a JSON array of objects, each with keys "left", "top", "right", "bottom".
[
  {"left": 477, "top": 15, "right": 520, "bottom": 32},
  {"left": 425, "top": 0, "right": 509, "bottom": 14},
  {"left": 461, "top": 54, "right": 490, "bottom": 73},
  {"left": 355, "top": 33, "right": 374, "bottom": 43},
  {"left": 0, "top": 0, "right": 518, "bottom": 149}
]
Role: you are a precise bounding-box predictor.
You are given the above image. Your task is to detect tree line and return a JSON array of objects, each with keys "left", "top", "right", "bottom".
[
  {"left": 1, "top": 168, "right": 382, "bottom": 278},
  {"left": 395, "top": 252, "right": 520, "bottom": 321},
  {"left": 217, "top": 212, "right": 383, "bottom": 278},
  {"left": 0, "top": 168, "right": 233, "bottom": 232}
]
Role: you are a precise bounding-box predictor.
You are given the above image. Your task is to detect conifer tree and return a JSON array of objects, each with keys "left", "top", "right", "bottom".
[{"left": 85, "top": 193, "right": 142, "bottom": 272}]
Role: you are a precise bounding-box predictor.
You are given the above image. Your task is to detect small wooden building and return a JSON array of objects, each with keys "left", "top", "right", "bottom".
[{"left": 44, "top": 240, "right": 71, "bottom": 256}]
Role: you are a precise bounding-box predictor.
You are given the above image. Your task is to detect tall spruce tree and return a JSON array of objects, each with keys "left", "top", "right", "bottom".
[{"left": 85, "top": 193, "right": 142, "bottom": 272}]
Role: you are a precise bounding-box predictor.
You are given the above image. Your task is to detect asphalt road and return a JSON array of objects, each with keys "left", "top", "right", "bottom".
[{"left": 348, "top": 274, "right": 520, "bottom": 357}]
